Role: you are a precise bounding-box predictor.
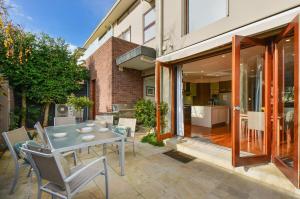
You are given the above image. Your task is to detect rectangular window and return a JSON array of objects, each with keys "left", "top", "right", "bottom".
[
  {"left": 143, "top": 7, "right": 155, "bottom": 43},
  {"left": 119, "top": 27, "right": 131, "bottom": 42},
  {"left": 186, "top": 0, "right": 228, "bottom": 34}
]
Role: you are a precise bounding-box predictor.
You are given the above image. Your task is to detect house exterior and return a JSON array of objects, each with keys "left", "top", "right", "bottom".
[
  {"left": 82, "top": 0, "right": 300, "bottom": 193},
  {"left": 82, "top": 0, "right": 156, "bottom": 118}
]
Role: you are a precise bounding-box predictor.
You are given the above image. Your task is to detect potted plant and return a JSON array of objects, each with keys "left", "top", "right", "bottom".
[{"left": 67, "top": 94, "right": 93, "bottom": 122}]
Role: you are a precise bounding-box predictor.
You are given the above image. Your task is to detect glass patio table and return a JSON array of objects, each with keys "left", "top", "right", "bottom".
[{"left": 44, "top": 122, "right": 125, "bottom": 176}]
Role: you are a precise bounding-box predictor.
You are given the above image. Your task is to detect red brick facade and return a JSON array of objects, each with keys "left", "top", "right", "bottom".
[{"left": 86, "top": 37, "right": 143, "bottom": 117}]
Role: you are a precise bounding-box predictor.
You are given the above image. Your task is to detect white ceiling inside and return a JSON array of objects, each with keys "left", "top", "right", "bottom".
[{"left": 182, "top": 52, "right": 232, "bottom": 83}]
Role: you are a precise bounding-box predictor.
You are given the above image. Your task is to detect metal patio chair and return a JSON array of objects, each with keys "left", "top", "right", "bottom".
[
  {"left": 54, "top": 117, "right": 76, "bottom": 126},
  {"left": 95, "top": 115, "right": 114, "bottom": 127},
  {"left": 2, "top": 127, "right": 32, "bottom": 194},
  {"left": 22, "top": 144, "right": 109, "bottom": 199},
  {"left": 116, "top": 118, "right": 137, "bottom": 156},
  {"left": 34, "top": 121, "right": 78, "bottom": 165}
]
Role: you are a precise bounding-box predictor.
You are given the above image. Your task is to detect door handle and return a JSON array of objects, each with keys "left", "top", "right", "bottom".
[{"left": 233, "top": 106, "right": 240, "bottom": 111}]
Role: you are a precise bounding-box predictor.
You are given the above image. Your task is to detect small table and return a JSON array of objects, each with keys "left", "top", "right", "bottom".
[{"left": 44, "top": 122, "right": 125, "bottom": 176}]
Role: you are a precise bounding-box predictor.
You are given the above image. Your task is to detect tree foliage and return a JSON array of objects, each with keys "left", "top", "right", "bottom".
[
  {"left": 28, "top": 34, "right": 89, "bottom": 104},
  {"left": 0, "top": 0, "right": 89, "bottom": 127}
]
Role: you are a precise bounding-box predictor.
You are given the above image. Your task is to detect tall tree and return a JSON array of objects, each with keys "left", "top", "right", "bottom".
[
  {"left": 28, "top": 34, "right": 88, "bottom": 126},
  {"left": 0, "top": 0, "right": 35, "bottom": 126},
  {"left": 0, "top": 30, "right": 35, "bottom": 126}
]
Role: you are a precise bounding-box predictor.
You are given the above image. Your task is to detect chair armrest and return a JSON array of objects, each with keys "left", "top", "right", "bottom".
[
  {"left": 62, "top": 151, "right": 76, "bottom": 157},
  {"left": 64, "top": 156, "right": 106, "bottom": 183}
]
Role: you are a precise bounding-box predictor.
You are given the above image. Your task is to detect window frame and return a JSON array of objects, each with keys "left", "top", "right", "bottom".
[
  {"left": 184, "top": 0, "right": 229, "bottom": 34},
  {"left": 118, "top": 26, "right": 131, "bottom": 42},
  {"left": 143, "top": 7, "right": 156, "bottom": 44}
]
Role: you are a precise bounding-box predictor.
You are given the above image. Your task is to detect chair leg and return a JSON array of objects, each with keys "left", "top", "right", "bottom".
[
  {"left": 116, "top": 144, "right": 119, "bottom": 155},
  {"left": 133, "top": 141, "right": 136, "bottom": 157},
  {"left": 103, "top": 144, "right": 107, "bottom": 155},
  {"left": 37, "top": 189, "right": 42, "bottom": 199},
  {"left": 103, "top": 158, "right": 109, "bottom": 199},
  {"left": 73, "top": 151, "right": 78, "bottom": 166},
  {"left": 27, "top": 166, "right": 32, "bottom": 177},
  {"left": 9, "top": 165, "right": 19, "bottom": 194}
]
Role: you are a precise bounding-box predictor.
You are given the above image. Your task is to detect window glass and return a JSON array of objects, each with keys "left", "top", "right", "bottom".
[
  {"left": 144, "top": 8, "right": 155, "bottom": 27},
  {"left": 144, "top": 7, "right": 155, "bottom": 43},
  {"left": 144, "top": 25, "right": 155, "bottom": 42},
  {"left": 187, "top": 0, "right": 228, "bottom": 33},
  {"left": 119, "top": 28, "right": 131, "bottom": 42},
  {"left": 123, "top": 29, "right": 131, "bottom": 41}
]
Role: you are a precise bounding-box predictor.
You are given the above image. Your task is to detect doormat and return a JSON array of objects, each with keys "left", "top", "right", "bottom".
[{"left": 163, "top": 150, "right": 196, "bottom": 163}]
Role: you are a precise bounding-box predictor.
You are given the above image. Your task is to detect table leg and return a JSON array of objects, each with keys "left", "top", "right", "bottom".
[
  {"left": 119, "top": 138, "right": 125, "bottom": 176},
  {"left": 103, "top": 144, "right": 107, "bottom": 155}
]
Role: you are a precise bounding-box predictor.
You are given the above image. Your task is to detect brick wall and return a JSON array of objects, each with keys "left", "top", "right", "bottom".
[
  {"left": 111, "top": 37, "right": 143, "bottom": 106},
  {"left": 86, "top": 39, "right": 113, "bottom": 115},
  {"left": 86, "top": 37, "right": 143, "bottom": 117}
]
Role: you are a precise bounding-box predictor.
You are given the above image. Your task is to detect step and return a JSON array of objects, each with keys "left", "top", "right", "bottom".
[{"left": 164, "top": 137, "right": 300, "bottom": 196}]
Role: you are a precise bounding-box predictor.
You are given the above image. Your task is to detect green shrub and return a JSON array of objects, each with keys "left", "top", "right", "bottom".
[
  {"left": 134, "top": 99, "right": 156, "bottom": 129},
  {"left": 67, "top": 94, "right": 93, "bottom": 111},
  {"left": 141, "top": 133, "right": 164, "bottom": 147}
]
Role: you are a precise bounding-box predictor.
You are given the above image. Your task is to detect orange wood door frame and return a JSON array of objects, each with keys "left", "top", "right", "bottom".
[
  {"left": 273, "top": 15, "right": 299, "bottom": 188},
  {"left": 155, "top": 62, "right": 176, "bottom": 141},
  {"left": 155, "top": 61, "right": 161, "bottom": 141},
  {"left": 232, "top": 35, "right": 272, "bottom": 167}
]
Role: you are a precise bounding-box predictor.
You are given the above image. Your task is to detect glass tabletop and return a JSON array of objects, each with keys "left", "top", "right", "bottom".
[{"left": 45, "top": 122, "right": 123, "bottom": 151}]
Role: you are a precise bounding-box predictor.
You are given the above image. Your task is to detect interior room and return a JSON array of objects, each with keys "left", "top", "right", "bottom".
[
  {"left": 181, "top": 47, "right": 274, "bottom": 156},
  {"left": 182, "top": 52, "right": 232, "bottom": 148}
]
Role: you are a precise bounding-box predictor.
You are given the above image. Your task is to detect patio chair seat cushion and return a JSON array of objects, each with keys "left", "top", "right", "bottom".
[
  {"left": 113, "top": 126, "right": 130, "bottom": 137},
  {"left": 14, "top": 140, "right": 39, "bottom": 161}
]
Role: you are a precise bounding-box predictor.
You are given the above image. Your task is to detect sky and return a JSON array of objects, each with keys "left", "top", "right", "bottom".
[{"left": 5, "top": 0, "right": 116, "bottom": 50}]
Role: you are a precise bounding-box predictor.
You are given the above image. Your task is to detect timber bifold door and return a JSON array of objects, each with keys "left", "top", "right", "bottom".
[
  {"left": 273, "top": 17, "right": 299, "bottom": 188},
  {"left": 232, "top": 15, "right": 300, "bottom": 188},
  {"left": 232, "top": 35, "right": 272, "bottom": 167}
]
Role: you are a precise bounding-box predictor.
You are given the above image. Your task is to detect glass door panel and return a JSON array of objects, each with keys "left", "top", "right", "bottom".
[
  {"left": 277, "top": 35, "right": 295, "bottom": 167},
  {"left": 239, "top": 45, "right": 266, "bottom": 156},
  {"left": 273, "top": 17, "right": 299, "bottom": 187},
  {"left": 161, "top": 65, "right": 172, "bottom": 134},
  {"left": 232, "top": 36, "right": 271, "bottom": 167}
]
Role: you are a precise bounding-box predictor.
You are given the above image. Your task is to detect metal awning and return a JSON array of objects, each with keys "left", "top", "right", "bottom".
[{"left": 116, "top": 46, "right": 156, "bottom": 70}]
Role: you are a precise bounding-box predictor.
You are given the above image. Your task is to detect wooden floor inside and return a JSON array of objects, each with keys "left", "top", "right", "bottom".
[{"left": 191, "top": 124, "right": 265, "bottom": 155}]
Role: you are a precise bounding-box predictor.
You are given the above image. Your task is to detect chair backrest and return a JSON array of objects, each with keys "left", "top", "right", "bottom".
[
  {"left": 22, "top": 144, "right": 66, "bottom": 189},
  {"left": 2, "top": 126, "right": 30, "bottom": 160},
  {"left": 34, "top": 122, "right": 49, "bottom": 147},
  {"left": 54, "top": 116, "right": 76, "bottom": 126},
  {"left": 95, "top": 115, "right": 114, "bottom": 125},
  {"left": 118, "top": 118, "right": 136, "bottom": 137},
  {"left": 247, "top": 111, "right": 265, "bottom": 131}
]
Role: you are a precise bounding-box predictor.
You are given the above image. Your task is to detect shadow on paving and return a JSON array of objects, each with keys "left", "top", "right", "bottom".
[{"left": 0, "top": 140, "right": 298, "bottom": 199}]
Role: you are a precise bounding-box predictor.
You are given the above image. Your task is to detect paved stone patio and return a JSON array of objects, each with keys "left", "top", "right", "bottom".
[{"left": 0, "top": 135, "right": 299, "bottom": 199}]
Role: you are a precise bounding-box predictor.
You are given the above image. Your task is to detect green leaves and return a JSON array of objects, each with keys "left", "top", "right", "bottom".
[
  {"left": 134, "top": 99, "right": 156, "bottom": 129},
  {"left": 134, "top": 99, "right": 169, "bottom": 133},
  {"left": 66, "top": 94, "right": 93, "bottom": 111},
  {"left": 27, "top": 34, "right": 89, "bottom": 104}
]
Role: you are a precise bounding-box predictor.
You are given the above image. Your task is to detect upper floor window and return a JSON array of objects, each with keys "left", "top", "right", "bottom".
[
  {"left": 186, "top": 0, "right": 228, "bottom": 34},
  {"left": 119, "top": 27, "right": 131, "bottom": 42},
  {"left": 143, "top": 7, "right": 156, "bottom": 43}
]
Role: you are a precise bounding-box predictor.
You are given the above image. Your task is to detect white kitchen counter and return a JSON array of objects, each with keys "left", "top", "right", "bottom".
[{"left": 191, "top": 106, "right": 229, "bottom": 128}]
